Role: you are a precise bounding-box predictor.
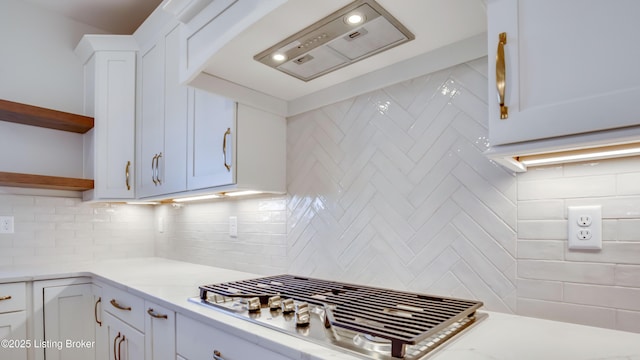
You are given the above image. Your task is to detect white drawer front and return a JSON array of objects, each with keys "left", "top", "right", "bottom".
[
  {"left": 0, "top": 283, "right": 26, "bottom": 314},
  {"left": 102, "top": 284, "right": 144, "bottom": 332}
]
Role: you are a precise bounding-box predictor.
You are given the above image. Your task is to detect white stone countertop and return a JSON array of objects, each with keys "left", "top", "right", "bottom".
[{"left": 0, "top": 257, "right": 638, "bottom": 360}]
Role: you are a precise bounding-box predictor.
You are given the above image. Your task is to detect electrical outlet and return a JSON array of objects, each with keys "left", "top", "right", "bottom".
[
  {"left": 229, "top": 216, "right": 238, "bottom": 238},
  {"left": 0, "top": 216, "right": 14, "bottom": 234},
  {"left": 568, "top": 206, "right": 601, "bottom": 250}
]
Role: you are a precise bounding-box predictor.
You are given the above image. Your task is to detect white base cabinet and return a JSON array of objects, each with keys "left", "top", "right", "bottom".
[
  {"left": 105, "top": 313, "right": 145, "bottom": 360},
  {"left": 0, "top": 282, "right": 27, "bottom": 360},
  {"left": 176, "top": 314, "right": 289, "bottom": 360},
  {"left": 33, "top": 278, "right": 97, "bottom": 360},
  {"left": 487, "top": 0, "right": 640, "bottom": 146},
  {"left": 144, "top": 300, "right": 175, "bottom": 360}
]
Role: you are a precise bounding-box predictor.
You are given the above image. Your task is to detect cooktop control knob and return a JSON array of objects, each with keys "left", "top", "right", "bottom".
[
  {"left": 281, "top": 298, "right": 295, "bottom": 313},
  {"left": 268, "top": 296, "right": 282, "bottom": 310},
  {"left": 247, "top": 297, "right": 261, "bottom": 312},
  {"left": 296, "top": 302, "right": 310, "bottom": 327}
]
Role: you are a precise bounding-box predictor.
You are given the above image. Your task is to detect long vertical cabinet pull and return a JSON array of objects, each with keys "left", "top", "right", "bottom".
[
  {"left": 496, "top": 32, "right": 508, "bottom": 119},
  {"left": 151, "top": 154, "right": 158, "bottom": 185},
  {"left": 113, "top": 332, "right": 121, "bottom": 360},
  {"left": 117, "top": 335, "right": 126, "bottom": 360},
  {"left": 222, "top": 128, "right": 232, "bottom": 172},
  {"left": 94, "top": 297, "right": 102, "bottom": 326},
  {"left": 155, "top": 152, "right": 163, "bottom": 184},
  {"left": 125, "top": 161, "right": 131, "bottom": 191}
]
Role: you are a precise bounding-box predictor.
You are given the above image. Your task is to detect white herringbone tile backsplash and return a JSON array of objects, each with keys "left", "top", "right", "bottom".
[{"left": 286, "top": 57, "right": 517, "bottom": 312}]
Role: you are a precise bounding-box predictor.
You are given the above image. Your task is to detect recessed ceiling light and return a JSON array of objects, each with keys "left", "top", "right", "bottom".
[
  {"left": 272, "top": 53, "right": 286, "bottom": 62},
  {"left": 346, "top": 13, "right": 365, "bottom": 24}
]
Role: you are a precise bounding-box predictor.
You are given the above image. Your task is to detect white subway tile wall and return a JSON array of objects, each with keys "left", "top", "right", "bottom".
[
  {"left": 518, "top": 157, "right": 640, "bottom": 332},
  {"left": 154, "top": 196, "right": 288, "bottom": 275},
  {"left": 0, "top": 194, "right": 155, "bottom": 265}
]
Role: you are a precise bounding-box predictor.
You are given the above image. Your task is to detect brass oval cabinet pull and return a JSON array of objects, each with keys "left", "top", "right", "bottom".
[
  {"left": 110, "top": 299, "right": 132, "bottom": 311},
  {"left": 147, "top": 308, "right": 168, "bottom": 319},
  {"left": 125, "top": 161, "right": 131, "bottom": 191},
  {"left": 496, "top": 32, "right": 508, "bottom": 119},
  {"left": 222, "top": 128, "right": 232, "bottom": 172}
]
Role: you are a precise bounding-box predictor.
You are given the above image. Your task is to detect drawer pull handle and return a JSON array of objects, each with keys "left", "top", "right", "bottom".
[
  {"left": 147, "top": 308, "right": 168, "bottom": 319},
  {"left": 95, "top": 297, "right": 102, "bottom": 326},
  {"left": 0, "top": 295, "right": 11, "bottom": 301},
  {"left": 110, "top": 299, "right": 132, "bottom": 311},
  {"left": 213, "top": 350, "right": 225, "bottom": 360},
  {"left": 496, "top": 31, "right": 508, "bottom": 119}
]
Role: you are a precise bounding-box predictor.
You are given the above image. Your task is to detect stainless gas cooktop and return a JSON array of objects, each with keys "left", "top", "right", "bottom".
[{"left": 191, "top": 275, "right": 486, "bottom": 359}]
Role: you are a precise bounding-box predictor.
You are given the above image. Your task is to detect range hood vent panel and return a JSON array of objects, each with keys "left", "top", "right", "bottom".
[{"left": 254, "top": 0, "right": 414, "bottom": 82}]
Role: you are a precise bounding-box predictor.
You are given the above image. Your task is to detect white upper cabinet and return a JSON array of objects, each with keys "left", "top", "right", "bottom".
[
  {"left": 137, "top": 23, "right": 189, "bottom": 198},
  {"left": 487, "top": 0, "right": 640, "bottom": 146},
  {"left": 187, "top": 94, "right": 286, "bottom": 194},
  {"left": 186, "top": 89, "right": 235, "bottom": 190},
  {"left": 75, "top": 35, "right": 137, "bottom": 201}
]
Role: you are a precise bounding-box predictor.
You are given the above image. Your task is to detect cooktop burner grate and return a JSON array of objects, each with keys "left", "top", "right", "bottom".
[{"left": 199, "top": 275, "right": 483, "bottom": 358}]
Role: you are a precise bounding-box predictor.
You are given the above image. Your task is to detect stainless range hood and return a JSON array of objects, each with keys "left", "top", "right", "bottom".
[{"left": 254, "top": 0, "right": 415, "bottom": 82}]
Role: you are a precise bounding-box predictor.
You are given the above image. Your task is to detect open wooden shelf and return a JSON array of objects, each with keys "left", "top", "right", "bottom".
[
  {"left": 0, "top": 172, "right": 94, "bottom": 191},
  {"left": 0, "top": 99, "right": 94, "bottom": 133}
]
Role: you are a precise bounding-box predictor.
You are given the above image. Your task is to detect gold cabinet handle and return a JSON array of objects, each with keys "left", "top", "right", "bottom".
[
  {"left": 213, "top": 350, "right": 224, "bottom": 360},
  {"left": 125, "top": 161, "right": 131, "bottom": 191},
  {"left": 117, "top": 334, "right": 125, "bottom": 360},
  {"left": 151, "top": 154, "right": 158, "bottom": 185},
  {"left": 0, "top": 295, "right": 11, "bottom": 301},
  {"left": 110, "top": 299, "right": 132, "bottom": 311},
  {"left": 222, "top": 128, "right": 231, "bottom": 172},
  {"left": 155, "top": 152, "right": 163, "bottom": 185},
  {"left": 95, "top": 297, "right": 102, "bottom": 326},
  {"left": 496, "top": 32, "right": 508, "bottom": 119},
  {"left": 113, "top": 332, "right": 121, "bottom": 360},
  {"left": 147, "top": 308, "right": 168, "bottom": 319}
]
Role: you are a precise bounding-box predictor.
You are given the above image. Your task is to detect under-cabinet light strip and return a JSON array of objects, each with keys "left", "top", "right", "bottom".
[{"left": 518, "top": 143, "right": 640, "bottom": 167}]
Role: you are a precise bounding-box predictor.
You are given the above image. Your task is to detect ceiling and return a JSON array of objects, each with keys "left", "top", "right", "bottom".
[
  {"left": 204, "top": 0, "right": 487, "bottom": 102},
  {"left": 23, "top": 0, "right": 163, "bottom": 34}
]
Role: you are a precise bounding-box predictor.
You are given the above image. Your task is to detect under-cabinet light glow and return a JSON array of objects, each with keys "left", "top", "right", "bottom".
[
  {"left": 518, "top": 143, "right": 640, "bottom": 167},
  {"left": 173, "top": 194, "right": 222, "bottom": 203},
  {"left": 224, "top": 190, "right": 263, "bottom": 197},
  {"left": 125, "top": 201, "right": 159, "bottom": 205}
]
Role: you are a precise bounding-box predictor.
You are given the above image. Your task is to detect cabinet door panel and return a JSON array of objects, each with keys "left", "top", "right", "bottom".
[
  {"left": 160, "top": 25, "right": 188, "bottom": 195},
  {"left": 145, "top": 301, "right": 175, "bottom": 360},
  {"left": 487, "top": 0, "right": 640, "bottom": 145},
  {"left": 138, "top": 43, "right": 165, "bottom": 198},
  {"left": 94, "top": 51, "right": 136, "bottom": 199},
  {"left": 0, "top": 312, "right": 27, "bottom": 360},
  {"left": 187, "top": 89, "right": 236, "bottom": 190},
  {"left": 105, "top": 313, "right": 144, "bottom": 360},
  {"left": 43, "top": 284, "right": 95, "bottom": 360}
]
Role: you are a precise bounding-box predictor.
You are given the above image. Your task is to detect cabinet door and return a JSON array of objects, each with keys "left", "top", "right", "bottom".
[
  {"left": 187, "top": 89, "right": 236, "bottom": 190},
  {"left": 487, "top": 0, "right": 640, "bottom": 145},
  {"left": 138, "top": 24, "right": 188, "bottom": 198},
  {"left": 161, "top": 24, "right": 189, "bottom": 195},
  {"left": 0, "top": 312, "right": 27, "bottom": 360},
  {"left": 138, "top": 42, "right": 165, "bottom": 198},
  {"left": 93, "top": 284, "right": 108, "bottom": 360},
  {"left": 43, "top": 283, "right": 95, "bottom": 360},
  {"left": 105, "top": 313, "right": 144, "bottom": 360},
  {"left": 91, "top": 51, "right": 136, "bottom": 199},
  {"left": 144, "top": 301, "right": 175, "bottom": 360}
]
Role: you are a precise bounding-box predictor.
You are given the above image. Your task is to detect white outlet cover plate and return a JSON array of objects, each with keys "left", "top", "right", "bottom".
[
  {"left": 568, "top": 205, "right": 602, "bottom": 250},
  {"left": 0, "top": 216, "right": 14, "bottom": 234}
]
